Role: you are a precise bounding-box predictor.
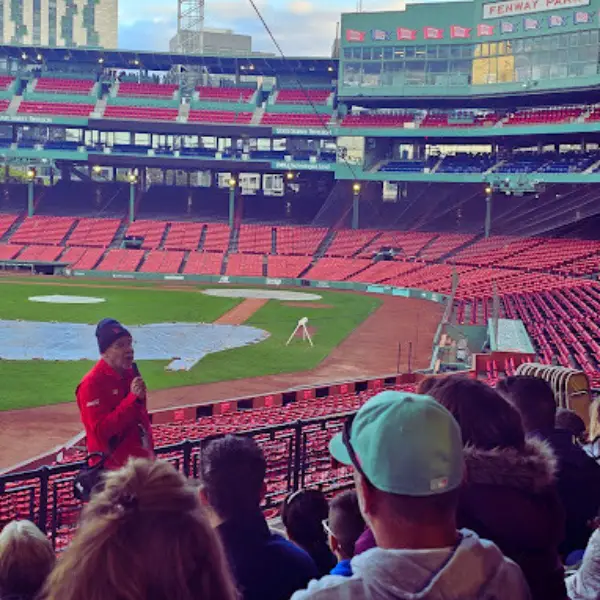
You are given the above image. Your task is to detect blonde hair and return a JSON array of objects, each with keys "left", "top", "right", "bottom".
[
  {"left": 44, "top": 459, "right": 238, "bottom": 600},
  {"left": 0, "top": 519, "right": 55, "bottom": 599},
  {"left": 589, "top": 399, "right": 600, "bottom": 441}
]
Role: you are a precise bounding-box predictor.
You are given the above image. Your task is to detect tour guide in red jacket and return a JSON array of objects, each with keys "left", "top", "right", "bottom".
[{"left": 76, "top": 318, "right": 154, "bottom": 470}]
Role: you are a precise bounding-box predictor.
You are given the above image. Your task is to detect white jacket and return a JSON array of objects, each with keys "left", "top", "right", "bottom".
[
  {"left": 566, "top": 529, "right": 600, "bottom": 600},
  {"left": 291, "top": 529, "right": 530, "bottom": 600}
]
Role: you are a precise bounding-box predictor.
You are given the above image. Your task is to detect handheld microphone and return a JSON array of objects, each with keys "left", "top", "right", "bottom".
[{"left": 132, "top": 362, "right": 141, "bottom": 378}]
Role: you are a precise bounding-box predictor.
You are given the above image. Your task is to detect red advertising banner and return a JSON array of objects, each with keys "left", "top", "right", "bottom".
[
  {"left": 477, "top": 23, "right": 495, "bottom": 35},
  {"left": 345, "top": 29, "right": 366, "bottom": 42},
  {"left": 397, "top": 26, "right": 417, "bottom": 40},
  {"left": 450, "top": 25, "right": 472, "bottom": 38},
  {"left": 423, "top": 26, "right": 444, "bottom": 39}
]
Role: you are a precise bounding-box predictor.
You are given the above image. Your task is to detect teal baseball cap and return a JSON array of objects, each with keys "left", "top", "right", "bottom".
[{"left": 329, "top": 391, "right": 464, "bottom": 496}]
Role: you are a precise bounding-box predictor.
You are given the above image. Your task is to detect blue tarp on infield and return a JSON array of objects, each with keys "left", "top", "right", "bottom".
[{"left": 0, "top": 320, "right": 269, "bottom": 371}]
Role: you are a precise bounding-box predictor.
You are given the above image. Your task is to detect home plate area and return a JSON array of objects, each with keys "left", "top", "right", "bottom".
[{"left": 0, "top": 320, "right": 269, "bottom": 371}]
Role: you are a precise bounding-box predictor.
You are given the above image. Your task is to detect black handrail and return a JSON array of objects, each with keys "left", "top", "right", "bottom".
[{"left": 0, "top": 411, "right": 356, "bottom": 546}]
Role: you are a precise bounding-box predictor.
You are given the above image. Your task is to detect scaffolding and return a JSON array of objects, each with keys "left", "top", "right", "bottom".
[{"left": 177, "top": 0, "right": 205, "bottom": 55}]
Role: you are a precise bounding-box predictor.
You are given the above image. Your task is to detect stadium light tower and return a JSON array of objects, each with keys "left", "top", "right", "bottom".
[{"left": 178, "top": 0, "right": 205, "bottom": 54}]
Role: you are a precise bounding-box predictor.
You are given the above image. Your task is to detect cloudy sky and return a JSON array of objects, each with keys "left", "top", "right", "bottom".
[{"left": 118, "top": 0, "right": 406, "bottom": 56}]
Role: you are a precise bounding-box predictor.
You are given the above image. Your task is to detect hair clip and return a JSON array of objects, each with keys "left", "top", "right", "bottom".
[{"left": 115, "top": 492, "right": 138, "bottom": 515}]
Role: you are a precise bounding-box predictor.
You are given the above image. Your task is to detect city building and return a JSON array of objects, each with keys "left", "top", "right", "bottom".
[{"left": 0, "top": 0, "right": 118, "bottom": 48}]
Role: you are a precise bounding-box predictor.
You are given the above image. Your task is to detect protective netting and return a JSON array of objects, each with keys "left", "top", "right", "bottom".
[{"left": 0, "top": 320, "right": 269, "bottom": 371}]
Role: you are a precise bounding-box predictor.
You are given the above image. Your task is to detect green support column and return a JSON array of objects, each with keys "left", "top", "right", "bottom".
[
  {"left": 484, "top": 191, "right": 492, "bottom": 239},
  {"left": 27, "top": 179, "right": 34, "bottom": 217},
  {"left": 352, "top": 183, "right": 361, "bottom": 230},
  {"left": 228, "top": 180, "right": 236, "bottom": 229},
  {"left": 129, "top": 181, "right": 136, "bottom": 223}
]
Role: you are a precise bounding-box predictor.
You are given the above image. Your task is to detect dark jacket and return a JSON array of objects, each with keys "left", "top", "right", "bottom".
[
  {"left": 218, "top": 510, "right": 318, "bottom": 600},
  {"left": 540, "top": 428, "right": 600, "bottom": 557},
  {"left": 76, "top": 359, "right": 154, "bottom": 469},
  {"left": 459, "top": 438, "right": 566, "bottom": 600}
]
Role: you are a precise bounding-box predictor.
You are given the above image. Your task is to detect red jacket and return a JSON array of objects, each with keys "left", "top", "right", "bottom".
[{"left": 76, "top": 359, "right": 154, "bottom": 470}]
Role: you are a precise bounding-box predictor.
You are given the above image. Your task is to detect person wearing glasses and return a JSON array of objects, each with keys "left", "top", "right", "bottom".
[
  {"left": 291, "top": 391, "right": 530, "bottom": 600},
  {"left": 322, "top": 490, "right": 365, "bottom": 577}
]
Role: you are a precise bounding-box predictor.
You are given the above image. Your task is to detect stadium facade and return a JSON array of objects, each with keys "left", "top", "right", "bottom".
[{"left": 0, "top": 0, "right": 118, "bottom": 48}]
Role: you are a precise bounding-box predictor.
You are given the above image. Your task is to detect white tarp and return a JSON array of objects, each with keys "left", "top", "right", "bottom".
[{"left": 0, "top": 320, "right": 269, "bottom": 371}]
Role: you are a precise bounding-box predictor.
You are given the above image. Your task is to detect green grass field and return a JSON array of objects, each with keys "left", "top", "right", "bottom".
[{"left": 0, "top": 279, "right": 381, "bottom": 410}]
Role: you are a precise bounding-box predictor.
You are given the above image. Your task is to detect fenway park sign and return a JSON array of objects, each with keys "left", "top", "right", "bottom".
[{"left": 483, "top": 0, "right": 589, "bottom": 18}]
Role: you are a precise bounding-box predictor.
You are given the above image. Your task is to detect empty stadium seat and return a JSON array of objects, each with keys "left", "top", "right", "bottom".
[
  {"left": 18, "top": 101, "right": 94, "bottom": 117},
  {"left": 66, "top": 218, "right": 121, "bottom": 247},
  {"left": 196, "top": 86, "right": 254, "bottom": 102},
  {"left": 34, "top": 77, "right": 95, "bottom": 95},
  {"left": 103, "top": 105, "right": 178, "bottom": 122},
  {"left": 188, "top": 110, "right": 253, "bottom": 124},
  {"left": 11, "top": 216, "right": 75, "bottom": 245},
  {"left": 275, "top": 89, "right": 330, "bottom": 105},
  {"left": 118, "top": 82, "right": 178, "bottom": 99}
]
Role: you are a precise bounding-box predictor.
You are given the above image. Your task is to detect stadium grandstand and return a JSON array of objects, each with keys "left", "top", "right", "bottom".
[{"left": 2, "top": 4, "right": 600, "bottom": 593}]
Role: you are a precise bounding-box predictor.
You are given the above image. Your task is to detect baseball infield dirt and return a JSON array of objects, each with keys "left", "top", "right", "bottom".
[{"left": 0, "top": 295, "right": 442, "bottom": 469}]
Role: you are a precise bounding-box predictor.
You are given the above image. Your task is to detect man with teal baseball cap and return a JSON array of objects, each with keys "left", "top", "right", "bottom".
[{"left": 292, "top": 391, "right": 531, "bottom": 600}]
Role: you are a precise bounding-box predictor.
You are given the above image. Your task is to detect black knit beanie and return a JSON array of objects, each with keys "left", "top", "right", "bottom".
[{"left": 96, "top": 318, "right": 131, "bottom": 354}]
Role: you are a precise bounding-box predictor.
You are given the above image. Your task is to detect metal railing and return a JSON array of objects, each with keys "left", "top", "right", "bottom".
[{"left": 0, "top": 412, "right": 354, "bottom": 548}]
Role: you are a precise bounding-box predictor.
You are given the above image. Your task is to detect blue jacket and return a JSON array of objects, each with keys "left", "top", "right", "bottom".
[
  {"left": 218, "top": 510, "right": 318, "bottom": 600},
  {"left": 331, "top": 559, "right": 353, "bottom": 577}
]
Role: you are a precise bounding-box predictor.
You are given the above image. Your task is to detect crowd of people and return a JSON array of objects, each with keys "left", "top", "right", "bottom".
[{"left": 1, "top": 375, "right": 600, "bottom": 600}]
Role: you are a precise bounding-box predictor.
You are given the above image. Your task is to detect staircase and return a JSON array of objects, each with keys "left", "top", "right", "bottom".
[
  {"left": 179, "top": 250, "right": 191, "bottom": 273},
  {"left": 7, "top": 95, "right": 22, "bottom": 115},
  {"left": 251, "top": 106, "right": 265, "bottom": 125},
  {"left": 109, "top": 219, "right": 129, "bottom": 249},
  {"left": 584, "top": 159, "right": 600, "bottom": 174},
  {"left": 438, "top": 234, "right": 482, "bottom": 263},
  {"left": 415, "top": 235, "right": 439, "bottom": 259},
  {"left": 314, "top": 230, "right": 336, "bottom": 258},
  {"left": 0, "top": 213, "right": 26, "bottom": 242},
  {"left": 262, "top": 255, "right": 268, "bottom": 277},
  {"left": 158, "top": 223, "right": 171, "bottom": 250},
  {"left": 352, "top": 232, "right": 380, "bottom": 258},
  {"left": 220, "top": 254, "right": 229, "bottom": 275},
  {"left": 198, "top": 225, "right": 207, "bottom": 250},
  {"left": 136, "top": 250, "right": 151, "bottom": 272},
  {"left": 485, "top": 160, "right": 505, "bottom": 174},
  {"left": 178, "top": 102, "right": 191, "bottom": 123},
  {"left": 59, "top": 219, "right": 80, "bottom": 245},
  {"left": 227, "top": 226, "right": 239, "bottom": 254},
  {"left": 430, "top": 156, "right": 445, "bottom": 173},
  {"left": 271, "top": 227, "right": 277, "bottom": 254},
  {"left": 92, "top": 96, "right": 108, "bottom": 119}
]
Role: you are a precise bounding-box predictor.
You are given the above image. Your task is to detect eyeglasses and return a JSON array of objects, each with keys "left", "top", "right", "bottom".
[
  {"left": 341, "top": 414, "right": 369, "bottom": 482},
  {"left": 322, "top": 518, "right": 334, "bottom": 537}
]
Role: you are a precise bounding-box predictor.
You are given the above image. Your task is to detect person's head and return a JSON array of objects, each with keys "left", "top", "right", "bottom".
[
  {"left": 556, "top": 408, "right": 587, "bottom": 443},
  {"left": 589, "top": 399, "right": 600, "bottom": 442},
  {"left": 44, "top": 459, "right": 238, "bottom": 600},
  {"left": 199, "top": 435, "right": 266, "bottom": 521},
  {"left": 0, "top": 520, "right": 55, "bottom": 600},
  {"left": 497, "top": 376, "right": 557, "bottom": 434},
  {"left": 428, "top": 376, "right": 525, "bottom": 451},
  {"left": 281, "top": 489, "right": 330, "bottom": 555},
  {"left": 329, "top": 391, "right": 464, "bottom": 548},
  {"left": 325, "top": 490, "right": 365, "bottom": 561},
  {"left": 96, "top": 318, "right": 134, "bottom": 373},
  {"left": 416, "top": 376, "right": 441, "bottom": 395}
]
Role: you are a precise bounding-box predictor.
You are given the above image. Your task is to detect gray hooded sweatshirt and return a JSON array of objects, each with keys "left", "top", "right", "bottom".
[{"left": 291, "top": 529, "right": 530, "bottom": 600}]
